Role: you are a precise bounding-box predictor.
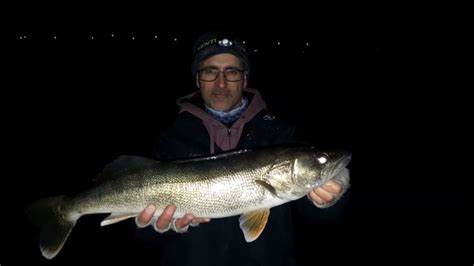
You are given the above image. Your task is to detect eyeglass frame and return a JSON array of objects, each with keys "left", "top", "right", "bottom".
[{"left": 197, "top": 67, "right": 246, "bottom": 82}]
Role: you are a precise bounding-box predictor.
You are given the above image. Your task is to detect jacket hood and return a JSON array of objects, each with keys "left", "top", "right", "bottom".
[{"left": 176, "top": 88, "right": 267, "bottom": 154}]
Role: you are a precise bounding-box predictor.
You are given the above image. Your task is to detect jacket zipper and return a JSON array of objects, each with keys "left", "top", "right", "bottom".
[{"left": 227, "top": 128, "right": 232, "bottom": 148}]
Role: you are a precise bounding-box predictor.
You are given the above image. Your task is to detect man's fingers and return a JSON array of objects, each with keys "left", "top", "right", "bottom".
[
  {"left": 155, "top": 204, "right": 176, "bottom": 230},
  {"left": 309, "top": 190, "right": 325, "bottom": 205},
  {"left": 175, "top": 213, "right": 195, "bottom": 229},
  {"left": 136, "top": 204, "right": 156, "bottom": 227},
  {"left": 322, "top": 180, "right": 343, "bottom": 194},
  {"left": 191, "top": 218, "right": 211, "bottom": 224},
  {"left": 138, "top": 204, "right": 210, "bottom": 233},
  {"left": 314, "top": 187, "right": 335, "bottom": 203}
]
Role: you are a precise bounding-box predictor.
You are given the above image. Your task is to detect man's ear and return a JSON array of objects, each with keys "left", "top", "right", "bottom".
[
  {"left": 243, "top": 72, "right": 248, "bottom": 88},
  {"left": 196, "top": 76, "right": 200, "bottom": 88}
]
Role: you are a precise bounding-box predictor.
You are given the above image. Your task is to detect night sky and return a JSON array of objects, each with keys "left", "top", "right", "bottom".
[{"left": 4, "top": 9, "right": 469, "bottom": 265}]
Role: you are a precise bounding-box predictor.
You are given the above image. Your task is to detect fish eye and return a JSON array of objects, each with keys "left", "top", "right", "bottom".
[{"left": 315, "top": 153, "right": 329, "bottom": 164}]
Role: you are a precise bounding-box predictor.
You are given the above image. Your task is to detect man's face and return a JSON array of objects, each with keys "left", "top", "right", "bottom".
[{"left": 197, "top": 53, "right": 247, "bottom": 112}]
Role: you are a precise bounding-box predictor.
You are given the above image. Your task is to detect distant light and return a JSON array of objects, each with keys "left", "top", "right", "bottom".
[
  {"left": 19, "top": 36, "right": 23, "bottom": 40},
  {"left": 111, "top": 34, "right": 115, "bottom": 37},
  {"left": 154, "top": 35, "right": 158, "bottom": 39},
  {"left": 53, "top": 36, "right": 57, "bottom": 40},
  {"left": 305, "top": 42, "right": 310, "bottom": 46},
  {"left": 277, "top": 41, "right": 280, "bottom": 45},
  {"left": 174, "top": 37, "right": 178, "bottom": 42},
  {"left": 242, "top": 40, "right": 246, "bottom": 44},
  {"left": 254, "top": 49, "right": 258, "bottom": 53},
  {"left": 91, "top": 36, "right": 94, "bottom": 40},
  {"left": 131, "top": 36, "right": 135, "bottom": 40}
]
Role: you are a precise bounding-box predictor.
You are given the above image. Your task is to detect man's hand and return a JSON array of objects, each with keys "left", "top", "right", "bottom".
[
  {"left": 136, "top": 204, "right": 210, "bottom": 233},
  {"left": 308, "top": 180, "right": 343, "bottom": 206}
]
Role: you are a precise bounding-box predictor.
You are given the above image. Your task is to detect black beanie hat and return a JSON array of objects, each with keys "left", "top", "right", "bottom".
[{"left": 191, "top": 31, "right": 249, "bottom": 77}]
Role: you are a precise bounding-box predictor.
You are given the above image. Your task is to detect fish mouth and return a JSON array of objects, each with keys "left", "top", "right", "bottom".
[
  {"left": 327, "top": 151, "right": 352, "bottom": 180},
  {"left": 302, "top": 151, "right": 352, "bottom": 189},
  {"left": 337, "top": 151, "right": 352, "bottom": 170}
]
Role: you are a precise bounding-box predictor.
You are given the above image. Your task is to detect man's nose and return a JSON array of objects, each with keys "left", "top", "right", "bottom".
[{"left": 217, "top": 72, "right": 226, "bottom": 88}]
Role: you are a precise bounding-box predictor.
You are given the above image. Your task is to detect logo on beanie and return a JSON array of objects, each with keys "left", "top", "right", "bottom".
[
  {"left": 197, "top": 38, "right": 217, "bottom": 51},
  {"left": 197, "top": 38, "right": 235, "bottom": 52}
]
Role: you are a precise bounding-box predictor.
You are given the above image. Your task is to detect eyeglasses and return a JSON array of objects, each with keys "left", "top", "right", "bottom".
[{"left": 198, "top": 68, "right": 245, "bottom": 82}]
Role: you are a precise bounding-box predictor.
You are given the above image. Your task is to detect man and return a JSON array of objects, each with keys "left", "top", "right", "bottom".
[{"left": 136, "top": 31, "right": 350, "bottom": 266}]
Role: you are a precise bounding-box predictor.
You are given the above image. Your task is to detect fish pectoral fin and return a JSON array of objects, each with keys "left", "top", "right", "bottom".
[
  {"left": 256, "top": 160, "right": 293, "bottom": 198},
  {"left": 238, "top": 209, "right": 270, "bottom": 242},
  {"left": 260, "top": 160, "right": 293, "bottom": 188},
  {"left": 100, "top": 213, "right": 137, "bottom": 226},
  {"left": 255, "top": 180, "right": 277, "bottom": 195}
]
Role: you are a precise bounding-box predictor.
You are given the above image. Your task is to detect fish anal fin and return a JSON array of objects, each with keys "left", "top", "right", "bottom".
[
  {"left": 239, "top": 209, "right": 270, "bottom": 242},
  {"left": 100, "top": 213, "right": 136, "bottom": 226}
]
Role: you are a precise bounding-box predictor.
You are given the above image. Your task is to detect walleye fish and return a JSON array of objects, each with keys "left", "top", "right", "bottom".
[{"left": 26, "top": 146, "right": 351, "bottom": 259}]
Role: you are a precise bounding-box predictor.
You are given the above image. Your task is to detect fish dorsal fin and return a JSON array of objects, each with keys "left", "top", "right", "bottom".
[
  {"left": 94, "top": 155, "right": 157, "bottom": 182},
  {"left": 174, "top": 149, "right": 251, "bottom": 163},
  {"left": 100, "top": 213, "right": 136, "bottom": 226},
  {"left": 239, "top": 209, "right": 270, "bottom": 242}
]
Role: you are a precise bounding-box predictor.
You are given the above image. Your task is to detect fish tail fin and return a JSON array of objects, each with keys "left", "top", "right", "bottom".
[{"left": 25, "top": 195, "right": 78, "bottom": 259}]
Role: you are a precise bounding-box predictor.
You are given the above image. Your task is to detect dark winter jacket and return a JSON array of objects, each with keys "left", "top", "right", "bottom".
[
  {"left": 140, "top": 88, "right": 348, "bottom": 266},
  {"left": 154, "top": 88, "right": 304, "bottom": 159}
]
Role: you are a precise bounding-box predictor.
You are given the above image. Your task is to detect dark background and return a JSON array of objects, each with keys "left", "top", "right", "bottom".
[{"left": 3, "top": 8, "right": 471, "bottom": 265}]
